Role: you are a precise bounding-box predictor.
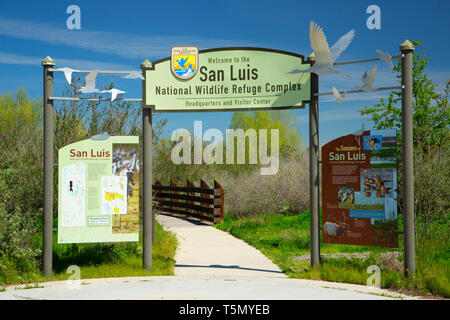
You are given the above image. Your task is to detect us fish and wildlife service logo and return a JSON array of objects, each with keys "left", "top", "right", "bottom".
[{"left": 171, "top": 46, "right": 199, "bottom": 80}]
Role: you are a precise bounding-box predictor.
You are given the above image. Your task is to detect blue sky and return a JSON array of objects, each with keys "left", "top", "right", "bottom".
[{"left": 0, "top": 0, "right": 449, "bottom": 146}]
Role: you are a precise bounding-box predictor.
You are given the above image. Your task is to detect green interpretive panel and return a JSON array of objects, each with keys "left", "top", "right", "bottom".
[
  {"left": 144, "top": 48, "right": 312, "bottom": 112},
  {"left": 58, "top": 136, "right": 140, "bottom": 243}
]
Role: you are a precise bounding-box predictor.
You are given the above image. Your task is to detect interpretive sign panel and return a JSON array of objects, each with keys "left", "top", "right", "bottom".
[
  {"left": 321, "top": 129, "right": 398, "bottom": 247},
  {"left": 58, "top": 136, "right": 140, "bottom": 243},
  {"left": 144, "top": 47, "right": 312, "bottom": 112}
]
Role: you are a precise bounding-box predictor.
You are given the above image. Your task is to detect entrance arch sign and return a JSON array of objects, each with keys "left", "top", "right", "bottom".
[
  {"left": 143, "top": 47, "right": 312, "bottom": 112},
  {"left": 41, "top": 39, "right": 416, "bottom": 277}
]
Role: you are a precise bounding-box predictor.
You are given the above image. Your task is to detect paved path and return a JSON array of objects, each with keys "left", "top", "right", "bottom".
[
  {"left": 156, "top": 213, "right": 286, "bottom": 278},
  {"left": 0, "top": 276, "right": 408, "bottom": 300},
  {"left": 0, "top": 214, "right": 418, "bottom": 300}
]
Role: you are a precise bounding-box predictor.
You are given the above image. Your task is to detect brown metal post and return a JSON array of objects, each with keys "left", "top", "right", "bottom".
[
  {"left": 308, "top": 53, "right": 320, "bottom": 268},
  {"left": 400, "top": 40, "right": 416, "bottom": 275},
  {"left": 142, "top": 59, "right": 153, "bottom": 271},
  {"left": 42, "top": 56, "right": 55, "bottom": 278}
]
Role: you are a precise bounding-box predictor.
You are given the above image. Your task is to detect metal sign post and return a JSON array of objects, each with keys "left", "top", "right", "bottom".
[
  {"left": 308, "top": 55, "right": 320, "bottom": 268},
  {"left": 42, "top": 56, "right": 55, "bottom": 278},
  {"left": 142, "top": 59, "right": 153, "bottom": 271},
  {"left": 400, "top": 40, "right": 415, "bottom": 275}
]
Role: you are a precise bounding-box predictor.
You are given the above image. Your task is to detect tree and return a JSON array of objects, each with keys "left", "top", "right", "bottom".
[
  {"left": 0, "top": 89, "right": 44, "bottom": 213},
  {"left": 360, "top": 41, "right": 449, "bottom": 153},
  {"left": 360, "top": 41, "right": 449, "bottom": 242},
  {"left": 229, "top": 109, "right": 302, "bottom": 157}
]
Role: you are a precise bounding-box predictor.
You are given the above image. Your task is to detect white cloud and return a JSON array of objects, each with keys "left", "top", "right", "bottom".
[
  {"left": 0, "top": 51, "right": 136, "bottom": 70},
  {"left": 0, "top": 16, "right": 253, "bottom": 59}
]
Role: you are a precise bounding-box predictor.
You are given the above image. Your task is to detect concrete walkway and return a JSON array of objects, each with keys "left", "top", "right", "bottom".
[
  {"left": 156, "top": 213, "right": 286, "bottom": 278},
  {"left": 0, "top": 213, "right": 420, "bottom": 300},
  {"left": 0, "top": 275, "right": 409, "bottom": 300}
]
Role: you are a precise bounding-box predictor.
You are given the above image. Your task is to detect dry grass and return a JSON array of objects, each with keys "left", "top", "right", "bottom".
[{"left": 212, "top": 152, "right": 310, "bottom": 218}]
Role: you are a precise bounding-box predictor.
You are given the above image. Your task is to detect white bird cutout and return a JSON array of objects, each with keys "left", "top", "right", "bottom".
[
  {"left": 332, "top": 87, "right": 345, "bottom": 103},
  {"left": 54, "top": 67, "right": 80, "bottom": 85},
  {"left": 376, "top": 49, "right": 393, "bottom": 69},
  {"left": 288, "top": 21, "right": 355, "bottom": 77},
  {"left": 101, "top": 88, "right": 126, "bottom": 101},
  {"left": 121, "top": 71, "right": 144, "bottom": 80},
  {"left": 79, "top": 70, "right": 100, "bottom": 94},
  {"left": 352, "top": 123, "right": 365, "bottom": 146},
  {"left": 90, "top": 132, "right": 110, "bottom": 140},
  {"left": 352, "top": 123, "right": 365, "bottom": 136},
  {"left": 355, "top": 65, "right": 377, "bottom": 92}
]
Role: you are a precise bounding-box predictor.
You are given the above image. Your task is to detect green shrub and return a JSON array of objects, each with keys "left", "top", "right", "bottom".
[
  {"left": 0, "top": 204, "right": 41, "bottom": 283},
  {"left": 0, "top": 86, "right": 168, "bottom": 282}
]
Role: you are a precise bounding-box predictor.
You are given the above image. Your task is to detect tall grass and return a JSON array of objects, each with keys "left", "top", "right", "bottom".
[
  {"left": 217, "top": 152, "right": 309, "bottom": 218},
  {"left": 215, "top": 212, "right": 449, "bottom": 297},
  {"left": 0, "top": 220, "right": 177, "bottom": 285}
]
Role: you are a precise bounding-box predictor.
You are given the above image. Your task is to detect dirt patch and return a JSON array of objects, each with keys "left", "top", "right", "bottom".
[
  {"left": 378, "top": 251, "right": 402, "bottom": 271},
  {"left": 292, "top": 252, "right": 371, "bottom": 262}
]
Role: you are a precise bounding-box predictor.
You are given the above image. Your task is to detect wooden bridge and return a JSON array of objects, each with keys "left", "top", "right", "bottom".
[{"left": 153, "top": 180, "right": 224, "bottom": 224}]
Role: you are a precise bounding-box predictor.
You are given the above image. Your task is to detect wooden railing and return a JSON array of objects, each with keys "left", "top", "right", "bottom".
[{"left": 152, "top": 180, "right": 224, "bottom": 223}]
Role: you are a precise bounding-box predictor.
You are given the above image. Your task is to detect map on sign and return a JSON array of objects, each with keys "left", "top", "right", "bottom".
[
  {"left": 58, "top": 136, "right": 139, "bottom": 244},
  {"left": 61, "top": 163, "right": 86, "bottom": 227},
  {"left": 101, "top": 176, "right": 127, "bottom": 215}
]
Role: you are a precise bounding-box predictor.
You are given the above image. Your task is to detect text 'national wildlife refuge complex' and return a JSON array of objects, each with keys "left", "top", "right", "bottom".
[{"left": 144, "top": 48, "right": 312, "bottom": 112}]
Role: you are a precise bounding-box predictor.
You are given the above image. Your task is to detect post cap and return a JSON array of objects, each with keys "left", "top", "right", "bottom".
[
  {"left": 307, "top": 51, "right": 315, "bottom": 61},
  {"left": 141, "top": 59, "right": 152, "bottom": 69},
  {"left": 400, "top": 40, "right": 415, "bottom": 52},
  {"left": 41, "top": 56, "right": 55, "bottom": 66}
]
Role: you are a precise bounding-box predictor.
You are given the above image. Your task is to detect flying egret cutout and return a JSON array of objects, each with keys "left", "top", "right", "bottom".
[
  {"left": 355, "top": 65, "right": 378, "bottom": 92},
  {"left": 376, "top": 49, "right": 394, "bottom": 69},
  {"left": 53, "top": 67, "right": 80, "bottom": 85},
  {"left": 287, "top": 21, "right": 355, "bottom": 77},
  {"left": 332, "top": 87, "right": 345, "bottom": 103},
  {"left": 79, "top": 70, "right": 100, "bottom": 94},
  {"left": 101, "top": 88, "right": 127, "bottom": 102}
]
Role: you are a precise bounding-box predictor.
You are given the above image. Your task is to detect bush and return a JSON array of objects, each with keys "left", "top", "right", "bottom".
[
  {"left": 0, "top": 85, "right": 168, "bottom": 281},
  {"left": 0, "top": 204, "right": 41, "bottom": 283},
  {"left": 414, "top": 143, "right": 450, "bottom": 242},
  {"left": 218, "top": 151, "right": 309, "bottom": 218}
]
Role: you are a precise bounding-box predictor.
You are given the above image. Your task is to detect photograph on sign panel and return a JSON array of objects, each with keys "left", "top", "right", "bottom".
[
  {"left": 350, "top": 168, "right": 398, "bottom": 243},
  {"left": 365, "top": 131, "right": 397, "bottom": 168},
  {"left": 337, "top": 186, "right": 355, "bottom": 206},
  {"left": 111, "top": 144, "right": 140, "bottom": 234}
]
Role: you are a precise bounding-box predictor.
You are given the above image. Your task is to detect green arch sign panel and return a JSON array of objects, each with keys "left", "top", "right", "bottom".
[{"left": 144, "top": 47, "right": 312, "bottom": 112}]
